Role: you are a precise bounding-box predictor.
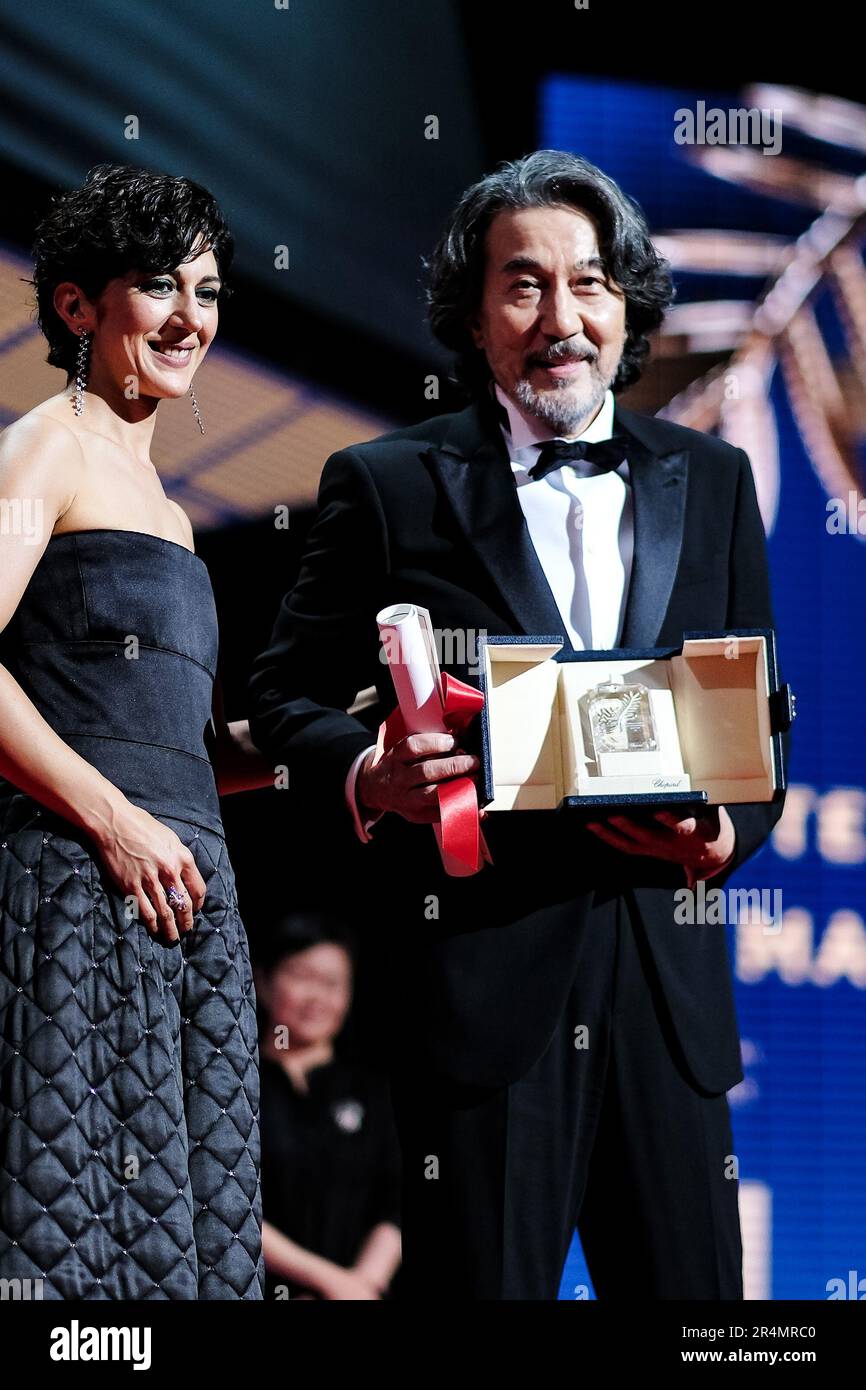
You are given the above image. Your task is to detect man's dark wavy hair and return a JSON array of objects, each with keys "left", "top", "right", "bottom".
[
  {"left": 29, "top": 163, "right": 234, "bottom": 379},
  {"left": 424, "top": 149, "right": 673, "bottom": 395}
]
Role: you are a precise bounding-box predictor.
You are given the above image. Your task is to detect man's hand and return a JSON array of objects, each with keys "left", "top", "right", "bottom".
[
  {"left": 585, "top": 805, "right": 736, "bottom": 881},
  {"left": 356, "top": 731, "right": 480, "bottom": 824}
]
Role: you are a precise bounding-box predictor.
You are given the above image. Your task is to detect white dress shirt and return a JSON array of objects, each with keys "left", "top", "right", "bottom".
[{"left": 495, "top": 383, "right": 632, "bottom": 651}]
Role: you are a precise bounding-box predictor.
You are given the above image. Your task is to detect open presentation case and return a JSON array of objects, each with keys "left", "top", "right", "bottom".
[{"left": 477, "top": 629, "right": 794, "bottom": 815}]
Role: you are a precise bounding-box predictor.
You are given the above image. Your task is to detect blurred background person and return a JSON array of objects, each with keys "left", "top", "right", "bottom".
[{"left": 256, "top": 912, "right": 402, "bottom": 1300}]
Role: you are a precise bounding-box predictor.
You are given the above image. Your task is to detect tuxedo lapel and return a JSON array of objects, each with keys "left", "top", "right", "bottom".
[
  {"left": 423, "top": 399, "right": 570, "bottom": 644},
  {"left": 422, "top": 396, "right": 691, "bottom": 651},
  {"left": 614, "top": 406, "right": 690, "bottom": 648}
]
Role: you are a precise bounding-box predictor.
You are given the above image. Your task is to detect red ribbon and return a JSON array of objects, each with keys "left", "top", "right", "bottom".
[{"left": 377, "top": 672, "right": 492, "bottom": 877}]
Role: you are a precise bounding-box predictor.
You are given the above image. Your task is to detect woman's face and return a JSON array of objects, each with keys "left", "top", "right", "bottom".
[
  {"left": 66, "top": 242, "right": 222, "bottom": 403},
  {"left": 265, "top": 943, "right": 353, "bottom": 1048}
]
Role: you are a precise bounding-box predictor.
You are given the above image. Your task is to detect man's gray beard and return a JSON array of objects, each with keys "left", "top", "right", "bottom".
[{"left": 513, "top": 372, "right": 610, "bottom": 438}]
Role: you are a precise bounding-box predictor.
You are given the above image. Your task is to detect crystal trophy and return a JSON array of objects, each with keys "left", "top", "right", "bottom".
[{"left": 579, "top": 672, "right": 658, "bottom": 768}]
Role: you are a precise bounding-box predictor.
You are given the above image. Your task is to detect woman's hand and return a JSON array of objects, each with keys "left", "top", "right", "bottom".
[
  {"left": 89, "top": 799, "right": 207, "bottom": 945},
  {"left": 314, "top": 1263, "right": 382, "bottom": 1300}
]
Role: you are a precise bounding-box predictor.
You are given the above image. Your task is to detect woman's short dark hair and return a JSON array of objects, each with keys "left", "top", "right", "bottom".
[
  {"left": 424, "top": 149, "right": 673, "bottom": 394},
  {"left": 258, "top": 910, "right": 358, "bottom": 977},
  {"left": 29, "top": 163, "right": 234, "bottom": 377}
]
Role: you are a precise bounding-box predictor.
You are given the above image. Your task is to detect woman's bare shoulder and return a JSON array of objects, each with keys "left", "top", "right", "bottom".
[
  {"left": 167, "top": 498, "right": 195, "bottom": 549},
  {"left": 0, "top": 400, "right": 84, "bottom": 516},
  {"left": 1, "top": 397, "right": 84, "bottom": 453}
]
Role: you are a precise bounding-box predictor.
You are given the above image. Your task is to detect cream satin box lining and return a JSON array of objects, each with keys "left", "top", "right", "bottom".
[{"left": 480, "top": 633, "right": 776, "bottom": 812}]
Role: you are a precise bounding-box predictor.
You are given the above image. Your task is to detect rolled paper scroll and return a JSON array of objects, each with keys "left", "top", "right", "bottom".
[
  {"left": 376, "top": 603, "right": 446, "bottom": 735},
  {"left": 375, "top": 602, "right": 491, "bottom": 877}
]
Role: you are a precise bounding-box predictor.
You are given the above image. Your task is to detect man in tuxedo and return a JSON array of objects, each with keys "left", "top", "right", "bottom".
[{"left": 248, "top": 150, "right": 789, "bottom": 1301}]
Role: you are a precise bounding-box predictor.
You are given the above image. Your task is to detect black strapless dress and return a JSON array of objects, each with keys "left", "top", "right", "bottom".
[{"left": 0, "top": 530, "right": 264, "bottom": 1299}]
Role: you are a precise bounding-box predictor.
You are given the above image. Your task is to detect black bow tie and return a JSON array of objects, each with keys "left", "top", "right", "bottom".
[{"left": 528, "top": 435, "right": 628, "bottom": 482}]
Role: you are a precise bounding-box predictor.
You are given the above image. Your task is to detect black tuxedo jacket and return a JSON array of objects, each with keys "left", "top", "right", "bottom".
[{"left": 248, "top": 392, "right": 789, "bottom": 1094}]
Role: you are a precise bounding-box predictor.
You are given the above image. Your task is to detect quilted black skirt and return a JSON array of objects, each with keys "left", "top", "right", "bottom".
[{"left": 0, "top": 794, "right": 264, "bottom": 1299}]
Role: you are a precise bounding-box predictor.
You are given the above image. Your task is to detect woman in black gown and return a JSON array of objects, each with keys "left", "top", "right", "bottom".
[{"left": 0, "top": 165, "right": 272, "bottom": 1299}]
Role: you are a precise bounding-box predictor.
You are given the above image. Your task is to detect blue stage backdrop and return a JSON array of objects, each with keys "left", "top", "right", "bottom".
[{"left": 544, "top": 75, "right": 866, "bottom": 1301}]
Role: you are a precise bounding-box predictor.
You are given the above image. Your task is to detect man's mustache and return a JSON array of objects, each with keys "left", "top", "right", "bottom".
[{"left": 527, "top": 342, "right": 598, "bottom": 368}]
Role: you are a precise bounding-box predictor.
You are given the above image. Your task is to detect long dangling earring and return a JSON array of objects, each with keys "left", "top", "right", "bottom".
[
  {"left": 73, "top": 329, "right": 91, "bottom": 417},
  {"left": 189, "top": 385, "right": 205, "bottom": 435}
]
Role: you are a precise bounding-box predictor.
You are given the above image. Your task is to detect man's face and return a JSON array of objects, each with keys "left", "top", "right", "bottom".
[{"left": 469, "top": 204, "right": 627, "bottom": 435}]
